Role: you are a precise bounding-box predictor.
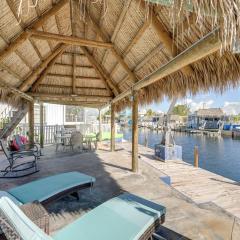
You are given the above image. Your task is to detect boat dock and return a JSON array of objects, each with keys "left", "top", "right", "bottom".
[{"left": 139, "top": 145, "right": 240, "bottom": 219}]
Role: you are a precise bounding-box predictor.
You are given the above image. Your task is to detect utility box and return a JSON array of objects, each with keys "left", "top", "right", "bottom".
[{"left": 155, "top": 144, "right": 182, "bottom": 161}]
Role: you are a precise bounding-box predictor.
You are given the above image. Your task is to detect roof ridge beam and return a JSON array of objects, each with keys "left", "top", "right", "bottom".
[{"left": 0, "top": 0, "right": 69, "bottom": 63}]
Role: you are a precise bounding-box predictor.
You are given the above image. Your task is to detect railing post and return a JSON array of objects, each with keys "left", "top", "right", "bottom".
[
  {"left": 132, "top": 90, "right": 139, "bottom": 172},
  {"left": 111, "top": 103, "right": 115, "bottom": 151},
  {"left": 40, "top": 102, "right": 44, "bottom": 148},
  {"left": 194, "top": 146, "right": 199, "bottom": 167},
  {"left": 28, "top": 101, "right": 34, "bottom": 147},
  {"left": 98, "top": 108, "right": 102, "bottom": 141}
]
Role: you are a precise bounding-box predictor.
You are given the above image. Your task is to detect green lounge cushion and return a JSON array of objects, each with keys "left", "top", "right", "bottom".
[
  {"left": 8, "top": 172, "right": 95, "bottom": 204},
  {"left": 53, "top": 193, "right": 166, "bottom": 240}
]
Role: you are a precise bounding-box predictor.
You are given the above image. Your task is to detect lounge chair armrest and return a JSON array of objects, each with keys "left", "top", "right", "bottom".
[
  {"left": 20, "top": 201, "right": 49, "bottom": 234},
  {"left": 11, "top": 150, "right": 36, "bottom": 157}
]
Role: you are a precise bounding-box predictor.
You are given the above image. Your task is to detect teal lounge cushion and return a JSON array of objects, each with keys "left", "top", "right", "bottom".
[
  {"left": 53, "top": 193, "right": 166, "bottom": 240},
  {"left": 0, "top": 197, "right": 53, "bottom": 240},
  {"left": 8, "top": 172, "right": 95, "bottom": 204}
]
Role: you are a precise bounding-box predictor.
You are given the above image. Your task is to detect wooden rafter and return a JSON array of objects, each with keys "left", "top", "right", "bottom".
[
  {"left": 47, "top": 73, "right": 100, "bottom": 80},
  {"left": 39, "top": 84, "right": 110, "bottom": 92},
  {"left": 87, "top": 10, "right": 139, "bottom": 89},
  {"left": 29, "top": 92, "right": 112, "bottom": 102},
  {"left": 19, "top": 44, "right": 66, "bottom": 92},
  {"left": 81, "top": 47, "right": 119, "bottom": 96},
  {"left": 29, "top": 30, "right": 113, "bottom": 49},
  {"left": 0, "top": 78, "right": 33, "bottom": 101},
  {"left": 72, "top": 53, "right": 76, "bottom": 94},
  {"left": 54, "top": 63, "right": 94, "bottom": 69},
  {"left": 101, "top": 0, "right": 132, "bottom": 66},
  {"left": 140, "top": 0, "right": 193, "bottom": 76},
  {"left": 110, "top": 29, "right": 221, "bottom": 104},
  {"left": 31, "top": 45, "right": 67, "bottom": 92},
  {"left": 43, "top": 99, "right": 103, "bottom": 108},
  {"left": 0, "top": 0, "right": 68, "bottom": 63},
  {"left": 5, "top": 0, "right": 42, "bottom": 67}
]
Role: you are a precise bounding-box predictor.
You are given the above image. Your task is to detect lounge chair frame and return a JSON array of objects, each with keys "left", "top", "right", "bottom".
[{"left": 0, "top": 140, "right": 39, "bottom": 178}]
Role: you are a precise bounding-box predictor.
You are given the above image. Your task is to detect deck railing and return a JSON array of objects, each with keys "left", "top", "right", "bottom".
[{"left": 9, "top": 123, "right": 116, "bottom": 145}]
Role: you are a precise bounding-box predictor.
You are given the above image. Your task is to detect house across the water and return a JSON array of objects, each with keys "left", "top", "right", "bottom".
[{"left": 188, "top": 108, "right": 224, "bottom": 130}]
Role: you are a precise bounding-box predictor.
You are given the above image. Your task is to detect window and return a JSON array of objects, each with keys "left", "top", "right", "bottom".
[{"left": 65, "top": 106, "right": 85, "bottom": 123}]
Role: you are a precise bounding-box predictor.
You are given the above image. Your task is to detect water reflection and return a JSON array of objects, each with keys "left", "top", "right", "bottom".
[{"left": 122, "top": 128, "right": 240, "bottom": 182}]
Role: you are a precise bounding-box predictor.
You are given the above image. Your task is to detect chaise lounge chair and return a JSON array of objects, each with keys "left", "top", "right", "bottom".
[
  {"left": 0, "top": 193, "right": 166, "bottom": 240},
  {"left": 0, "top": 171, "right": 95, "bottom": 206}
]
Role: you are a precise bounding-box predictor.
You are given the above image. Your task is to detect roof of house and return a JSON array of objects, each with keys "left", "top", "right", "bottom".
[
  {"left": 195, "top": 108, "right": 224, "bottom": 117},
  {"left": 0, "top": 0, "right": 239, "bottom": 110}
]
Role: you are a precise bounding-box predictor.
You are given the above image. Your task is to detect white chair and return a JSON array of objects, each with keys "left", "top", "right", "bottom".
[{"left": 70, "top": 132, "right": 83, "bottom": 152}]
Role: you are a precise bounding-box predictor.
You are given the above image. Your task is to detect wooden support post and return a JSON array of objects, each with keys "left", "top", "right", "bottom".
[
  {"left": 132, "top": 90, "right": 139, "bottom": 172},
  {"left": 194, "top": 146, "right": 199, "bottom": 167},
  {"left": 98, "top": 109, "right": 102, "bottom": 141},
  {"left": 40, "top": 102, "right": 44, "bottom": 148},
  {"left": 28, "top": 101, "right": 34, "bottom": 147},
  {"left": 111, "top": 104, "right": 115, "bottom": 152}
]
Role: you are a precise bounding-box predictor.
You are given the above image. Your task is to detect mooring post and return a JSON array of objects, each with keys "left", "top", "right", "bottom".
[{"left": 194, "top": 146, "right": 199, "bottom": 167}]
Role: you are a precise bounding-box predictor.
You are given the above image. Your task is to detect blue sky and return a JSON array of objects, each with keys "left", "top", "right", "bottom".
[{"left": 139, "top": 87, "right": 240, "bottom": 115}]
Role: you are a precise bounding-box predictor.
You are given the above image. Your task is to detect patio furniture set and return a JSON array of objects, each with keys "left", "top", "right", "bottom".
[
  {"left": 0, "top": 171, "right": 166, "bottom": 240},
  {"left": 54, "top": 130, "right": 99, "bottom": 152}
]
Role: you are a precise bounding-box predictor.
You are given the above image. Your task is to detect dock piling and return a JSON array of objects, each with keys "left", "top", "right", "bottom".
[{"left": 194, "top": 146, "right": 199, "bottom": 168}]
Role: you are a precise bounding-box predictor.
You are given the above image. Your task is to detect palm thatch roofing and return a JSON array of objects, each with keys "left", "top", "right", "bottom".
[{"left": 0, "top": 0, "right": 239, "bottom": 111}]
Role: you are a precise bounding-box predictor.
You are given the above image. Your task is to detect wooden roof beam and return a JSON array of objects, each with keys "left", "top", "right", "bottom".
[
  {"left": 81, "top": 47, "right": 119, "bottom": 97},
  {"left": 140, "top": 0, "right": 193, "bottom": 76},
  {"left": 19, "top": 44, "right": 67, "bottom": 92},
  {"left": 72, "top": 53, "right": 76, "bottom": 94},
  {"left": 0, "top": 80, "right": 33, "bottom": 101},
  {"left": 29, "top": 92, "right": 112, "bottom": 102},
  {"left": 110, "top": 29, "right": 221, "bottom": 104},
  {"left": 0, "top": 0, "right": 69, "bottom": 63},
  {"left": 43, "top": 100, "right": 103, "bottom": 108},
  {"left": 29, "top": 30, "right": 113, "bottom": 49},
  {"left": 31, "top": 46, "right": 67, "bottom": 92}
]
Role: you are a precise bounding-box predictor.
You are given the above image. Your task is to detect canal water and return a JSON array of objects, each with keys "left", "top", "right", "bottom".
[{"left": 122, "top": 128, "right": 240, "bottom": 182}]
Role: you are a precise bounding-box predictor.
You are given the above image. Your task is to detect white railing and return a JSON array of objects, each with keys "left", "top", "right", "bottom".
[{"left": 8, "top": 123, "right": 120, "bottom": 145}]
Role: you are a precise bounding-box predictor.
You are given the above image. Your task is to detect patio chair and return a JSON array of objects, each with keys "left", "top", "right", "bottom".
[
  {"left": 0, "top": 193, "right": 166, "bottom": 240},
  {"left": 1, "top": 171, "right": 95, "bottom": 205},
  {"left": 0, "top": 139, "right": 38, "bottom": 178},
  {"left": 70, "top": 132, "right": 83, "bottom": 152},
  {"left": 13, "top": 134, "right": 41, "bottom": 157}
]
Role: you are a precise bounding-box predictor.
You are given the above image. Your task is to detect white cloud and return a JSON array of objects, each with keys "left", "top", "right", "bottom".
[{"left": 222, "top": 102, "right": 240, "bottom": 115}]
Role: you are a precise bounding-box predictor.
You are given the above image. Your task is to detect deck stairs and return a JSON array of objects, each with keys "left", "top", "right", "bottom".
[{"left": 0, "top": 101, "right": 28, "bottom": 139}]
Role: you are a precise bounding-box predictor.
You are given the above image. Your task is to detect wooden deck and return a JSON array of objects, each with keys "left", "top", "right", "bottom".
[
  {"left": 140, "top": 145, "right": 240, "bottom": 219},
  {"left": 1, "top": 142, "right": 240, "bottom": 239}
]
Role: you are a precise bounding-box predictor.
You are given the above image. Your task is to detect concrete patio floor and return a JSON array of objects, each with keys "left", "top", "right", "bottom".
[{"left": 1, "top": 142, "right": 240, "bottom": 239}]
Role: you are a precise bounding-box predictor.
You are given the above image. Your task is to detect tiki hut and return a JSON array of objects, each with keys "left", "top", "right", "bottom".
[{"left": 0, "top": 0, "right": 240, "bottom": 166}]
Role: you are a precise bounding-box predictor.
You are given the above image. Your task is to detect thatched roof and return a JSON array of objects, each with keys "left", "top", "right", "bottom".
[{"left": 0, "top": 0, "right": 240, "bottom": 111}]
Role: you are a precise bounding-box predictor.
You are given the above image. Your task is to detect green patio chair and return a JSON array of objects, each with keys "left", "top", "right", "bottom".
[
  {"left": 0, "top": 193, "right": 166, "bottom": 240},
  {"left": 0, "top": 172, "right": 95, "bottom": 206}
]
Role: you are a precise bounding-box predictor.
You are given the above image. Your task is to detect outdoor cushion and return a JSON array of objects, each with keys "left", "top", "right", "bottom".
[
  {"left": 0, "top": 191, "right": 22, "bottom": 206},
  {"left": 53, "top": 193, "right": 166, "bottom": 240},
  {"left": 0, "top": 197, "right": 53, "bottom": 240},
  {"left": 7, "top": 172, "right": 95, "bottom": 204}
]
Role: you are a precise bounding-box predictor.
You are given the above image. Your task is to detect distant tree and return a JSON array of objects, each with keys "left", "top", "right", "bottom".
[
  {"left": 145, "top": 109, "right": 155, "bottom": 119},
  {"left": 172, "top": 104, "right": 190, "bottom": 116},
  {"left": 233, "top": 114, "right": 240, "bottom": 123}
]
